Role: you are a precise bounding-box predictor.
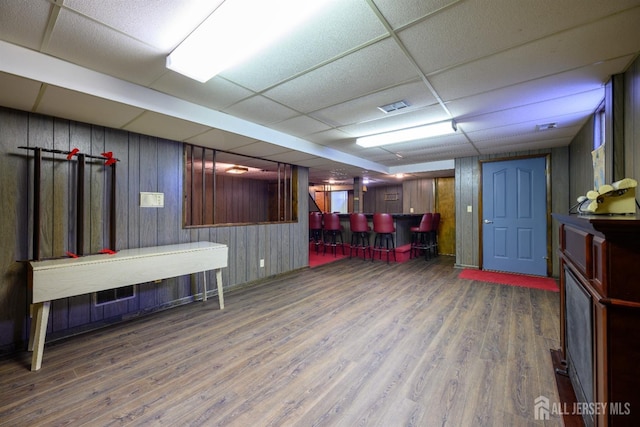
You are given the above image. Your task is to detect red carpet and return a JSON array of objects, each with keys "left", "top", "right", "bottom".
[
  {"left": 309, "top": 243, "right": 414, "bottom": 267},
  {"left": 458, "top": 269, "right": 558, "bottom": 292},
  {"left": 309, "top": 248, "right": 349, "bottom": 268}
]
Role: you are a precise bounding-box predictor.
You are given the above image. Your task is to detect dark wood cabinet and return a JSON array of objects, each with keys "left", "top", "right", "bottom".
[{"left": 554, "top": 214, "right": 640, "bottom": 427}]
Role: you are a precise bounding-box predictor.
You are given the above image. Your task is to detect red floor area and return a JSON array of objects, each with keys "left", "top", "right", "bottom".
[{"left": 458, "top": 268, "right": 559, "bottom": 292}]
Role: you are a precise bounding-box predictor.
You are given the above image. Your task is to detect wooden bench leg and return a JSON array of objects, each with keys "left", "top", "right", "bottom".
[
  {"left": 28, "top": 304, "right": 36, "bottom": 351},
  {"left": 202, "top": 271, "right": 207, "bottom": 302},
  {"left": 30, "top": 301, "right": 50, "bottom": 371},
  {"left": 216, "top": 269, "right": 224, "bottom": 310},
  {"left": 201, "top": 270, "right": 224, "bottom": 309}
]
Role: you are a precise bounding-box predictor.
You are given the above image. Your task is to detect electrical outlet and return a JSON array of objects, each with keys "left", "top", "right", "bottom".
[
  {"left": 467, "top": 205, "right": 472, "bottom": 213},
  {"left": 260, "top": 259, "right": 265, "bottom": 268}
]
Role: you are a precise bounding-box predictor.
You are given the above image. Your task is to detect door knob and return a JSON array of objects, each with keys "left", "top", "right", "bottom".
[{"left": 484, "top": 219, "right": 493, "bottom": 224}]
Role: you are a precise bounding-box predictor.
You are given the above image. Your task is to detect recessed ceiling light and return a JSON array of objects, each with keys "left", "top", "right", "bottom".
[{"left": 226, "top": 165, "right": 249, "bottom": 174}]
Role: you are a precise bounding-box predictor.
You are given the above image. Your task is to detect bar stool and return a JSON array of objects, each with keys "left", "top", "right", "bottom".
[
  {"left": 309, "top": 212, "right": 323, "bottom": 254},
  {"left": 431, "top": 212, "right": 441, "bottom": 257},
  {"left": 372, "top": 213, "right": 396, "bottom": 263},
  {"left": 410, "top": 213, "right": 434, "bottom": 260},
  {"left": 323, "top": 212, "right": 344, "bottom": 256},
  {"left": 349, "top": 213, "right": 371, "bottom": 260}
]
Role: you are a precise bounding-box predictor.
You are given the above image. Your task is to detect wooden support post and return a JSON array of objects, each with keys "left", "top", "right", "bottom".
[
  {"left": 76, "top": 154, "right": 85, "bottom": 256},
  {"left": 109, "top": 162, "right": 117, "bottom": 251},
  {"left": 33, "top": 148, "right": 41, "bottom": 261}
]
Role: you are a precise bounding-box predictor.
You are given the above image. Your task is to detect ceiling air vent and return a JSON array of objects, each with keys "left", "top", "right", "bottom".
[
  {"left": 378, "top": 100, "right": 410, "bottom": 113},
  {"left": 536, "top": 122, "right": 557, "bottom": 131}
]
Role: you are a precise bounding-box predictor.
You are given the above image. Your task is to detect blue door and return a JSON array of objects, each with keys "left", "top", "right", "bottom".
[{"left": 482, "top": 157, "right": 547, "bottom": 276}]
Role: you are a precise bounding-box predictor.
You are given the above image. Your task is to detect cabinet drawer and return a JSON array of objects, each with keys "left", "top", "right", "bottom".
[{"left": 562, "top": 225, "right": 593, "bottom": 279}]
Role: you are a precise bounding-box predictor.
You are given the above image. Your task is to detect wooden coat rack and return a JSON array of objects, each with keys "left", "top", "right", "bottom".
[{"left": 19, "top": 146, "right": 118, "bottom": 261}]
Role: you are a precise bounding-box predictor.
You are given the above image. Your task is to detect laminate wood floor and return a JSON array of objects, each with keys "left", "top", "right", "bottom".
[{"left": 0, "top": 256, "right": 562, "bottom": 426}]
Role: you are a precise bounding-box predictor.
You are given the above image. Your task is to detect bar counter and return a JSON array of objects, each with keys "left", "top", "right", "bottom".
[{"left": 337, "top": 213, "right": 423, "bottom": 247}]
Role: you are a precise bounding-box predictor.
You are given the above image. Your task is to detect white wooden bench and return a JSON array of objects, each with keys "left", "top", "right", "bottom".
[{"left": 27, "top": 241, "right": 228, "bottom": 371}]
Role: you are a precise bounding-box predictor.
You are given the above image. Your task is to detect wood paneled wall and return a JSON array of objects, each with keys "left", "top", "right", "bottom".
[
  {"left": 568, "top": 115, "right": 596, "bottom": 203},
  {"left": 570, "top": 55, "right": 640, "bottom": 203},
  {"left": 215, "top": 174, "right": 269, "bottom": 224},
  {"left": 624, "top": 56, "right": 640, "bottom": 187},
  {"left": 0, "top": 107, "right": 308, "bottom": 353},
  {"left": 362, "top": 184, "right": 403, "bottom": 213},
  {"left": 402, "top": 178, "right": 434, "bottom": 214}
]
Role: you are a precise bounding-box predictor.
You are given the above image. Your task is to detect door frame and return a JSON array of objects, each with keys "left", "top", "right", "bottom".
[{"left": 479, "top": 154, "right": 552, "bottom": 276}]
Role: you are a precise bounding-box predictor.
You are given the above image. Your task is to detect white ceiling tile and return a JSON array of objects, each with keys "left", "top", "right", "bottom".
[
  {"left": 295, "top": 158, "right": 339, "bottom": 168},
  {"left": 151, "top": 74, "right": 254, "bottom": 111},
  {"left": 224, "top": 96, "right": 298, "bottom": 125},
  {"left": 400, "top": 0, "right": 640, "bottom": 76},
  {"left": 459, "top": 90, "right": 604, "bottom": 133},
  {"left": 0, "top": 73, "right": 41, "bottom": 112},
  {"left": 229, "top": 141, "right": 291, "bottom": 158},
  {"left": 185, "top": 128, "right": 257, "bottom": 151},
  {"left": 263, "top": 151, "right": 319, "bottom": 164},
  {"left": 264, "top": 38, "right": 420, "bottom": 113},
  {"left": 62, "top": 0, "right": 223, "bottom": 51},
  {"left": 37, "top": 85, "right": 144, "bottom": 129},
  {"left": 371, "top": 0, "right": 460, "bottom": 29},
  {"left": 311, "top": 80, "right": 437, "bottom": 127},
  {"left": 446, "top": 57, "right": 631, "bottom": 119},
  {"left": 0, "top": 0, "right": 50, "bottom": 50},
  {"left": 46, "top": 9, "right": 166, "bottom": 86},
  {"left": 429, "top": 8, "right": 640, "bottom": 101},
  {"left": 123, "top": 111, "right": 210, "bottom": 141},
  {"left": 270, "top": 115, "right": 331, "bottom": 137},
  {"left": 473, "top": 125, "right": 581, "bottom": 148},
  {"left": 220, "top": 1, "right": 387, "bottom": 91},
  {"left": 305, "top": 128, "right": 354, "bottom": 145}
]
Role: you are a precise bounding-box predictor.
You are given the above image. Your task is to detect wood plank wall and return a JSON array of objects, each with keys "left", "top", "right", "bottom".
[
  {"left": 402, "top": 178, "right": 434, "bottom": 214},
  {"left": 215, "top": 174, "right": 269, "bottom": 224},
  {"left": 362, "top": 184, "right": 403, "bottom": 213},
  {"left": 569, "top": 59, "right": 640, "bottom": 208},
  {"left": 568, "top": 116, "right": 596, "bottom": 203},
  {"left": 0, "top": 107, "right": 308, "bottom": 353},
  {"left": 624, "top": 56, "right": 640, "bottom": 181}
]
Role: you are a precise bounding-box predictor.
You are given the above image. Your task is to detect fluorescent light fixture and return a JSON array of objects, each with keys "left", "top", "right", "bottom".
[
  {"left": 226, "top": 165, "right": 249, "bottom": 174},
  {"left": 167, "top": 0, "right": 335, "bottom": 82},
  {"left": 356, "top": 120, "right": 457, "bottom": 148}
]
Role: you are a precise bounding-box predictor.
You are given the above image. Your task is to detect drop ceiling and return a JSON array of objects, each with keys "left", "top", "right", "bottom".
[{"left": 1, "top": 0, "right": 639, "bottom": 186}]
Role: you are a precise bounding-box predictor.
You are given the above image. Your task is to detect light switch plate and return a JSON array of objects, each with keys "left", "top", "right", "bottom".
[{"left": 140, "top": 192, "right": 164, "bottom": 208}]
